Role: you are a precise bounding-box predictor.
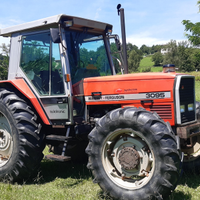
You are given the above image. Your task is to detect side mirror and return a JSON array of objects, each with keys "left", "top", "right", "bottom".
[
  {"left": 50, "top": 28, "right": 61, "bottom": 43},
  {"left": 115, "top": 38, "right": 121, "bottom": 51}
]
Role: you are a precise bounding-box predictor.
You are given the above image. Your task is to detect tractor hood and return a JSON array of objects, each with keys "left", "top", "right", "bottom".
[
  {"left": 72, "top": 72, "right": 193, "bottom": 126},
  {"left": 82, "top": 72, "right": 177, "bottom": 103}
]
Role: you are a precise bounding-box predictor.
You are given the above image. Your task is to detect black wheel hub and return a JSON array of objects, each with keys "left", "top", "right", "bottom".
[{"left": 118, "top": 147, "right": 140, "bottom": 170}]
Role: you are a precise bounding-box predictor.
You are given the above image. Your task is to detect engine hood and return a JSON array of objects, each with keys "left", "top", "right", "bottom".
[
  {"left": 74, "top": 72, "right": 194, "bottom": 127},
  {"left": 83, "top": 72, "right": 177, "bottom": 98},
  {"left": 84, "top": 72, "right": 177, "bottom": 83}
]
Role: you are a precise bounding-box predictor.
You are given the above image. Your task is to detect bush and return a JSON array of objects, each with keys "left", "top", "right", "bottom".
[
  {"left": 128, "top": 50, "right": 142, "bottom": 72},
  {"left": 152, "top": 52, "right": 163, "bottom": 66},
  {"left": 142, "top": 67, "right": 151, "bottom": 72}
]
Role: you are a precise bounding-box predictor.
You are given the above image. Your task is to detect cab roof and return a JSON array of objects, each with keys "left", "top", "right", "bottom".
[{"left": 0, "top": 14, "right": 112, "bottom": 37}]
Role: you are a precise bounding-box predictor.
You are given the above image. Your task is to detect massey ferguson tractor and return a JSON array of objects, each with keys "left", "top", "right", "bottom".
[{"left": 0, "top": 5, "right": 199, "bottom": 199}]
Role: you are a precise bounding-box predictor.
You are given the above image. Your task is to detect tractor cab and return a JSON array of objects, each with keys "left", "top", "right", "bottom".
[{"left": 0, "top": 14, "right": 121, "bottom": 126}]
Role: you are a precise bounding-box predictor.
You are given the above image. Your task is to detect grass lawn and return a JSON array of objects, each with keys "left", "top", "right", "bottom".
[
  {"left": 1, "top": 153, "right": 200, "bottom": 200},
  {"left": 139, "top": 56, "right": 154, "bottom": 68},
  {"left": 139, "top": 55, "right": 162, "bottom": 72},
  {"left": 195, "top": 81, "right": 200, "bottom": 101},
  {"left": 0, "top": 161, "right": 102, "bottom": 200},
  {"left": 0, "top": 148, "right": 105, "bottom": 200}
]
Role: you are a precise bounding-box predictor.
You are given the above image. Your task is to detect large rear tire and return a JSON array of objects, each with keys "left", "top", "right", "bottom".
[
  {"left": 86, "top": 107, "right": 181, "bottom": 200},
  {"left": 0, "top": 88, "right": 45, "bottom": 182}
]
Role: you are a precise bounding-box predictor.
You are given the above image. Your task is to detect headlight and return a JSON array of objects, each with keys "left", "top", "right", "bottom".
[
  {"left": 180, "top": 105, "right": 185, "bottom": 113},
  {"left": 188, "top": 104, "right": 194, "bottom": 111}
]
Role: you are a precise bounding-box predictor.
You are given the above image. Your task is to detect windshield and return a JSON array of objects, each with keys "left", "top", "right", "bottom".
[{"left": 65, "top": 30, "right": 112, "bottom": 84}]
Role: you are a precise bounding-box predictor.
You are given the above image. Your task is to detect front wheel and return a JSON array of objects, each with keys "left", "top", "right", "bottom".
[{"left": 86, "top": 107, "right": 181, "bottom": 200}]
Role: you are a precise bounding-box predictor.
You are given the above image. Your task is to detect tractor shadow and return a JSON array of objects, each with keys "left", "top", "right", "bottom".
[
  {"left": 168, "top": 171, "right": 200, "bottom": 200},
  {"left": 28, "top": 159, "right": 115, "bottom": 199},
  {"left": 179, "top": 171, "right": 200, "bottom": 189},
  {"left": 26, "top": 158, "right": 91, "bottom": 185},
  {"left": 25, "top": 160, "right": 200, "bottom": 200}
]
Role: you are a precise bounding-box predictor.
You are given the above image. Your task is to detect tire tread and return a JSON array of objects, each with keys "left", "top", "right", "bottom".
[
  {"left": 86, "top": 107, "right": 181, "bottom": 200},
  {"left": 0, "top": 88, "right": 45, "bottom": 182}
]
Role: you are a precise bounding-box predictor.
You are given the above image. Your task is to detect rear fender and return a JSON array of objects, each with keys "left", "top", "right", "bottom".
[{"left": 0, "top": 79, "right": 50, "bottom": 125}]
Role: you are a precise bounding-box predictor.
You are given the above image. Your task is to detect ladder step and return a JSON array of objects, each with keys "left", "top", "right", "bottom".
[
  {"left": 46, "top": 135, "right": 72, "bottom": 142},
  {"left": 45, "top": 154, "right": 71, "bottom": 162}
]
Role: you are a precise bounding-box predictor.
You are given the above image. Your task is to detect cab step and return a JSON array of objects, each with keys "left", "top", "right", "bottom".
[
  {"left": 45, "top": 154, "right": 71, "bottom": 162},
  {"left": 46, "top": 135, "right": 72, "bottom": 142}
]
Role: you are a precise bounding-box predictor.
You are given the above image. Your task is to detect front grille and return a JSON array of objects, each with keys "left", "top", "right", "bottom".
[
  {"left": 150, "top": 105, "right": 172, "bottom": 119},
  {"left": 179, "top": 78, "right": 195, "bottom": 123}
]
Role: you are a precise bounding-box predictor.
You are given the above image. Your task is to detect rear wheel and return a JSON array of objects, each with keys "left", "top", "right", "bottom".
[
  {"left": 86, "top": 107, "right": 181, "bottom": 199},
  {"left": 0, "top": 88, "right": 45, "bottom": 182},
  {"left": 0, "top": 112, "right": 13, "bottom": 168}
]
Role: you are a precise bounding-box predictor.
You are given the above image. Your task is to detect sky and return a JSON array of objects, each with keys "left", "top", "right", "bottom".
[{"left": 0, "top": 0, "right": 199, "bottom": 49}]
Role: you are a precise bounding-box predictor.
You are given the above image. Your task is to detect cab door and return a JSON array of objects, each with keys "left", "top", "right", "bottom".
[{"left": 19, "top": 31, "right": 72, "bottom": 126}]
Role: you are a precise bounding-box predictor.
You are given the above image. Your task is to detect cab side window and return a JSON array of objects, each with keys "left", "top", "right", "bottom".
[{"left": 20, "top": 32, "right": 65, "bottom": 96}]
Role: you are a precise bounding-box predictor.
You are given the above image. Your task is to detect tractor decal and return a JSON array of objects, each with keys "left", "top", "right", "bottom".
[{"left": 85, "top": 91, "right": 171, "bottom": 102}]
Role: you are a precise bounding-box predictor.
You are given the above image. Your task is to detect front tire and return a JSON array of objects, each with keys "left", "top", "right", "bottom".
[
  {"left": 86, "top": 107, "right": 181, "bottom": 200},
  {"left": 0, "top": 88, "right": 45, "bottom": 182}
]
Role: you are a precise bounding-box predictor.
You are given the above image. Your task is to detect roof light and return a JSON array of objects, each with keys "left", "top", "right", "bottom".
[
  {"left": 107, "top": 29, "right": 112, "bottom": 34},
  {"left": 63, "top": 20, "right": 73, "bottom": 27},
  {"left": 163, "top": 64, "right": 175, "bottom": 73}
]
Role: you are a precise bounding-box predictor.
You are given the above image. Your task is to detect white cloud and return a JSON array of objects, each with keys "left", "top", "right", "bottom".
[
  {"left": 126, "top": 31, "right": 186, "bottom": 48},
  {"left": 126, "top": 32, "right": 170, "bottom": 48},
  {"left": 0, "top": 37, "right": 10, "bottom": 44}
]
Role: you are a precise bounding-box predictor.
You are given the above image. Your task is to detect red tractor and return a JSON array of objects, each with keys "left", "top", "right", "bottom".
[{"left": 0, "top": 5, "right": 198, "bottom": 200}]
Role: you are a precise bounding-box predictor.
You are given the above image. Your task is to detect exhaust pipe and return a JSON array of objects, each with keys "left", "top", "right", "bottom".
[{"left": 117, "top": 4, "right": 128, "bottom": 74}]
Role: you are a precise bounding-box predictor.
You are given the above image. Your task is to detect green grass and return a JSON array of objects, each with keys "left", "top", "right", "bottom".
[
  {"left": 195, "top": 81, "right": 200, "bottom": 101},
  {"left": 139, "top": 56, "right": 154, "bottom": 68},
  {"left": 186, "top": 71, "right": 200, "bottom": 101},
  {"left": 150, "top": 66, "right": 163, "bottom": 72},
  {"left": 169, "top": 173, "right": 200, "bottom": 200},
  {"left": 1, "top": 154, "right": 200, "bottom": 200},
  {"left": 0, "top": 155, "right": 104, "bottom": 200},
  {"left": 139, "top": 56, "right": 162, "bottom": 72}
]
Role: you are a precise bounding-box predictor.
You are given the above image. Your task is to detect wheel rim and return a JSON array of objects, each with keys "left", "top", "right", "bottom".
[
  {"left": 101, "top": 129, "right": 155, "bottom": 190},
  {"left": 0, "top": 112, "right": 13, "bottom": 167}
]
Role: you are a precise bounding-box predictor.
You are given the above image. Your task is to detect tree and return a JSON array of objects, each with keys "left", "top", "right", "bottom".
[
  {"left": 182, "top": 20, "right": 200, "bottom": 45},
  {"left": 110, "top": 42, "right": 121, "bottom": 73},
  {"left": 182, "top": 1, "right": 200, "bottom": 45},
  {"left": 0, "top": 43, "right": 9, "bottom": 80},
  {"left": 192, "top": 48, "right": 200, "bottom": 70},
  {"left": 151, "top": 45, "right": 163, "bottom": 54},
  {"left": 140, "top": 44, "right": 150, "bottom": 55},
  {"left": 163, "top": 40, "right": 180, "bottom": 67},
  {"left": 163, "top": 40, "right": 196, "bottom": 72},
  {"left": 152, "top": 52, "right": 163, "bottom": 66},
  {"left": 127, "top": 43, "right": 138, "bottom": 52},
  {"left": 178, "top": 41, "right": 196, "bottom": 72},
  {"left": 128, "top": 50, "right": 142, "bottom": 72}
]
